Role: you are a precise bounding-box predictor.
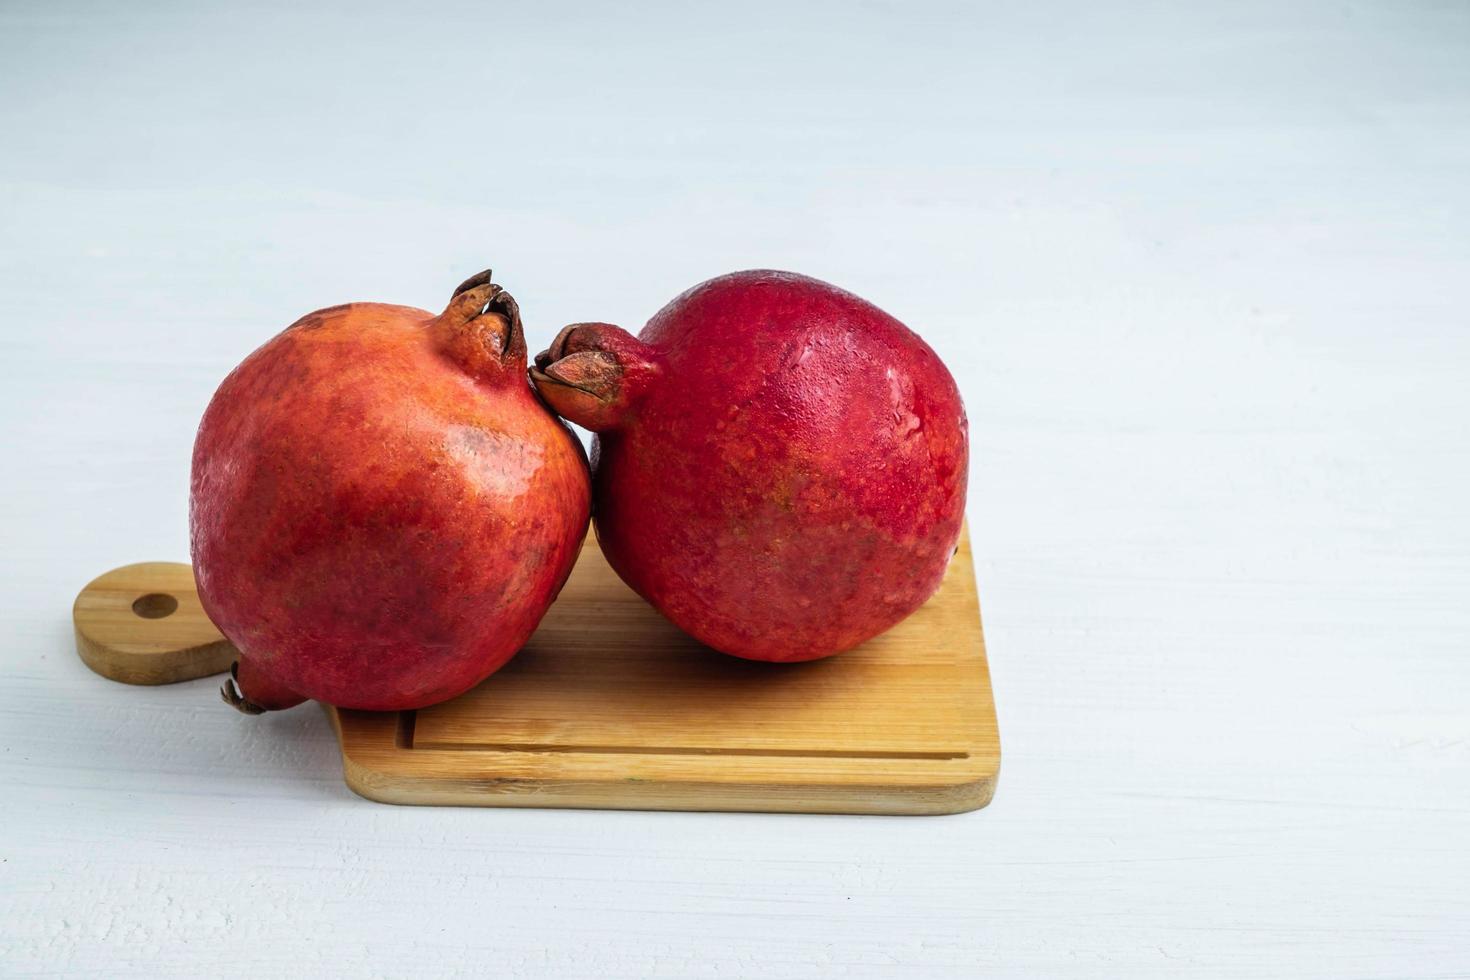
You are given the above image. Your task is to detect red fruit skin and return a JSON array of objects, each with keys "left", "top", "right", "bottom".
[
  {"left": 533, "top": 270, "right": 967, "bottom": 662},
  {"left": 191, "top": 276, "right": 591, "bottom": 710}
]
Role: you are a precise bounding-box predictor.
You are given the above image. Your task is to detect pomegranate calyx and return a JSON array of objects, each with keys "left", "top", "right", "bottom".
[
  {"left": 531, "top": 322, "right": 659, "bottom": 432},
  {"left": 433, "top": 269, "right": 527, "bottom": 382},
  {"left": 220, "top": 662, "right": 268, "bottom": 715}
]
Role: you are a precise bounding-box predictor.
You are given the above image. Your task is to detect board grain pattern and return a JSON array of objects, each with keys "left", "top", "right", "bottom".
[{"left": 74, "top": 526, "right": 999, "bottom": 815}]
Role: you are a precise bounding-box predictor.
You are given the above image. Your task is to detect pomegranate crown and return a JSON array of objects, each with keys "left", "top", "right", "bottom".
[
  {"left": 530, "top": 322, "right": 661, "bottom": 432},
  {"left": 432, "top": 269, "right": 527, "bottom": 382}
]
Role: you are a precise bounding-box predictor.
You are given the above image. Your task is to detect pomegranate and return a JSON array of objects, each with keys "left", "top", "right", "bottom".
[
  {"left": 531, "top": 270, "right": 967, "bottom": 662},
  {"left": 192, "top": 271, "right": 591, "bottom": 712}
]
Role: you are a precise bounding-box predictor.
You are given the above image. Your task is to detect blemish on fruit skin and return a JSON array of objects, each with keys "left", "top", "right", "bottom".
[{"left": 444, "top": 425, "right": 544, "bottom": 500}]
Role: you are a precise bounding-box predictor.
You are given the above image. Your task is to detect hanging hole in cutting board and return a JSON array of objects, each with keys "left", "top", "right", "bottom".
[{"left": 132, "top": 593, "right": 178, "bottom": 619}]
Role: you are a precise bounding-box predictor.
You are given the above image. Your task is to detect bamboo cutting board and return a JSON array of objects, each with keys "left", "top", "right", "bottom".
[{"left": 74, "top": 526, "right": 999, "bottom": 815}]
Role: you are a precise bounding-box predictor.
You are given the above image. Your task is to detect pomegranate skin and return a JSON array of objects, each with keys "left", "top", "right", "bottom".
[
  {"left": 532, "top": 270, "right": 967, "bottom": 662},
  {"left": 192, "top": 273, "right": 590, "bottom": 710}
]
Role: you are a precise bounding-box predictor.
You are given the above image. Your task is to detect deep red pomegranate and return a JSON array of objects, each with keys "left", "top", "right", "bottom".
[
  {"left": 192, "top": 271, "right": 591, "bottom": 712},
  {"left": 531, "top": 270, "right": 967, "bottom": 661}
]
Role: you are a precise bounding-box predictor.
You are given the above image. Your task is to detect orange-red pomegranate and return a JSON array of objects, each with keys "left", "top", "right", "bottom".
[
  {"left": 192, "top": 271, "right": 591, "bottom": 711},
  {"left": 532, "top": 270, "right": 967, "bottom": 662}
]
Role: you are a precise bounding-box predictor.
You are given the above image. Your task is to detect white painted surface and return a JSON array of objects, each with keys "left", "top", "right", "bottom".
[{"left": 2, "top": 1, "right": 1468, "bottom": 976}]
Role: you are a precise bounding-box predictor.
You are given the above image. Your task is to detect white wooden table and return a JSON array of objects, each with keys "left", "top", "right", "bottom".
[{"left": 3, "top": 2, "right": 1467, "bottom": 976}]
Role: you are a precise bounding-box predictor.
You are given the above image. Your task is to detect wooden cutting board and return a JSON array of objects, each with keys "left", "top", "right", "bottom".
[{"left": 74, "top": 526, "right": 999, "bottom": 815}]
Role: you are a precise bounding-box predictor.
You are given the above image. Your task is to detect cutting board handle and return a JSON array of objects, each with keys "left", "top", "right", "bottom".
[{"left": 73, "top": 562, "right": 237, "bottom": 685}]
